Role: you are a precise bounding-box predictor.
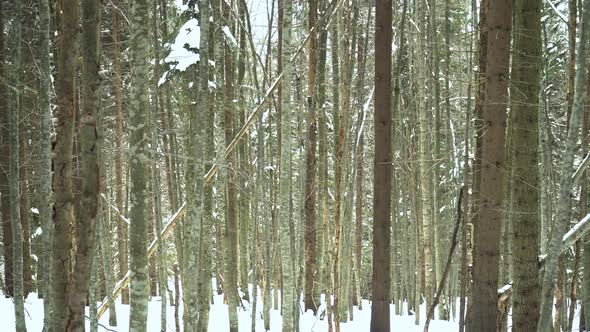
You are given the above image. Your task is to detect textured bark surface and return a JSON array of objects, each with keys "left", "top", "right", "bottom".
[
  {"left": 150, "top": 0, "right": 167, "bottom": 329},
  {"left": 370, "top": 0, "right": 392, "bottom": 330},
  {"left": 303, "top": 0, "right": 318, "bottom": 314},
  {"left": 51, "top": 0, "right": 79, "bottom": 330},
  {"left": 582, "top": 65, "right": 590, "bottom": 326},
  {"left": 0, "top": 2, "right": 14, "bottom": 299},
  {"left": 279, "top": 0, "right": 295, "bottom": 330},
  {"left": 66, "top": 0, "right": 101, "bottom": 329},
  {"left": 112, "top": 2, "right": 129, "bottom": 305},
  {"left": 99, "top": 200, "right": 118, "bottom": 326},
  {"left": 509, "top": 0, "right": 542, "bottom": 330},
  {"left": 10, "top": 1, "right": 26, "bottom": 329},
  {"left": 222, "top": 0, "right": 239, "bottom": 330},
  {"left": 128, "top": 0, "right": 151, "bottom": 327},
  {"left": 418, "top": 0, "right": 434, "bottom": 311},
  {"left": 469, "top": 0, "right": 512, "bottom": 330},
  {"left": 199, "top": 0, "right": 216, "bottom": 329},
  {"left": 38, "top": 0, "right": 53, "bottom": 327}
]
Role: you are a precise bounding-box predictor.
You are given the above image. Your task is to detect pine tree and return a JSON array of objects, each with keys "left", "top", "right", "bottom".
[
  {"left": 509, "top": 0, "right": 542, "bottom": 329},
  {"left": 370, "top": 0, "right": 392, "bottom": 330},
  {"left": 469, "top": 0, "right": 513, "bottom": 330}
]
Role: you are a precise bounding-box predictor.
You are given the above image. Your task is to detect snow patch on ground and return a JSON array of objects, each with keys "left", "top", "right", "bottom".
[{"left": 2, "top": 278, "right": 564, "bottom": 331}]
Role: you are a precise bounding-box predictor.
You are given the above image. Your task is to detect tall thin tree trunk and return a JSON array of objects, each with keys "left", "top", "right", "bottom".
[
  {"left": 112, "top": 1, "right": 129, "bottom": 305},
  {"left": 417, "top": 0, "right": 434, "bottom": 312},
  {"left": 429, "top": 0, "right": 445, "bottom": 318},
  {"left": 581, "top": 65, "right": 590, "bottom": 328},
  {"left": 128, "top": 0, "right": 151, "bottom": 326},
  {"left": 51, "top": 0, "right": 79, "bottom": 329},
  {"left": 0, "top": 0, "right": 13, "bottom": 301},
  {"left": 222, "top": 0, "right": 238, "bottom": 330},
  {"left": 38, "top": 0, "right": 53, "bottom": 327},
  {"left": 100, "top": 198, "right": 118, "bottom": 326},
  {"left": 65, "top": 0, "right": 102, "bottom": 328},
  {"left": 10, "top": 1, "right": 26, "bottom": 329},
  {"left": 199, "top": 0, "right": 216, "bottom": 329},
  {"left": 303, "top": 0, "right": 319, "bottom": 314},
  {"left": 151, "top": 1, "right": 167, "bottom": 329},
  {"left": 469, "top": 0, "right": 512, "bottom": 330},
  {"left": 370, "top": 0, "right": 392, "bottom": 330},
  {"left": 279, "top": 0, "right": 295, "bottom": 330},
  {"left": 509, "top": 0, "right": 542, "bottom": 330}
]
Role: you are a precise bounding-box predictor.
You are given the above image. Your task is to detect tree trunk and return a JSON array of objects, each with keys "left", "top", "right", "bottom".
[
  {"left": 582, "top": 65, "right": 590, "bottom": 332},
  {"left": 370, "top": 0, "right": 392, "bottom": 330},
  {"left": 100, "top": 198, "right": 118, "bottom": 326},
  {"left": 0, "top": 0, "right": 13, "bottom": 301},
  {"left": 538, "top": 1, "right": 590, "bottom": 330},
  {"left": 38, "top": 0, "right": 53, "bottom": 327},
  {"left": 418, "top": 0, "right": 434, "bottom": 311},
  {"left": 303, "top": 0, "right": 318, "bottom": 314},
  {"left": 112, "top": 2, "right": 129, "bottom": 305},
  {"left": 150, "top": 1, "right": 167, "bottom": 329},
  {"left": 128, "top": 0, "right": 151, "bottom": 326},
  {"left": 509, "top": 0, "right": 542, "bottom": 330},
  {"left": 221, "top": 0, "right": 239, "bottom": 330},
  {"left": 469, "top": 0, "right": 512, "bottom": 330},
  {"left": 51, "top": 0, "right": 79, "bottom": 329},
  {"left": 279, "top": 0, "right": 295, "bottom": 330},
  {"left": 10, "top": 1, "right": 26, "bottom": 329},
  {"left": 65, "top": 0, "right": 102, "bottom": 328}
]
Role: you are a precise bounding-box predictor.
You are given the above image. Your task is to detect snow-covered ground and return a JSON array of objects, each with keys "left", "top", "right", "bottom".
[{"left": 5, "top": 278, "right": 572, "bottom": 331}]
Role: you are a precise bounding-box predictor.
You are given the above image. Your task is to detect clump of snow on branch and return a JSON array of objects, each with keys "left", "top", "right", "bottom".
[
  {"left": 160, "top": 18, "right": 201, "bottom": 85},
  {"left": 222, "top": 26, "right": 238, "bottom": 48}
]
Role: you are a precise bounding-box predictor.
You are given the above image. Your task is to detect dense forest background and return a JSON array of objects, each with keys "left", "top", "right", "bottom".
[{"left": 0, "top": 0, "right": 590, "bottom": 331}]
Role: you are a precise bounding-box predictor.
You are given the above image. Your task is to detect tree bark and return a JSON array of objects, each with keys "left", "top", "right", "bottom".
[
  {"left": 38, "top": 0, "right": 53, "bottom": 327},
  {"left": 221, "top": 0, "right": 239, "bottom": 330},
  {"left": 128, "top": 0, "right": 151, "bottom": 326},
  {"left": 509, "top": 0, "right": 542, "bottom": 330},
  {"left": 279, "top": 0, "right": 295, "bottom": 330},
  {"left": 51, "top": 0, "right": 79, "bottom": 330},
  {"left": 469, "top": 0, "right": 512, "bottom": 330},
  {"left": 0, "top": 1, "right": 13, "bottom": 300},
  {"left": 303, "top": 0, "right": 318, "bottom": 314},
  {"left": 370, "top": 0, "right": 392, "bottom": 330},
  {"left": 112, "top": 1, "right": 129, "bottom": 305},
  {"left": 10, "top": 1, "right": 26, "bottom": 329}
]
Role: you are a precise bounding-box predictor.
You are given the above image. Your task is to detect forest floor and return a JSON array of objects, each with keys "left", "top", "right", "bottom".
[{"left": 2, "top": 279, "right": 571, "bottom": 331}]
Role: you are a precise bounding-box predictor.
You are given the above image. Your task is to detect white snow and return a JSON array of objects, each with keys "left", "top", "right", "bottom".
[
  {"left": 174, "top": 0, "right": 189, "bottom": 13},
  {"left": 164, "top": 18, "right": 201, "bottom": 73},
  {"left": 0, "top": 278, "right": 467, "bottom": 331},
  {"left": 222, "top": 25, "right": 239, "bottom": 49}
]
